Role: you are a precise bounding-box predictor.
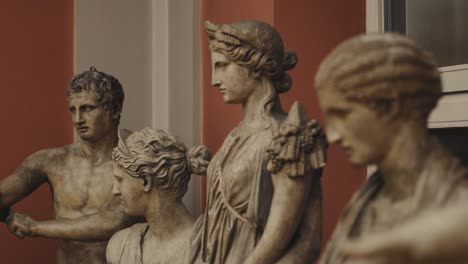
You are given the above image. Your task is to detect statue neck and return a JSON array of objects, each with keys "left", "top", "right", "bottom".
[
  {"left": 78, "top": 129, "right": 118, "bottom": 164},
  {"left": 241, "top": 78, "right": 284, "bottom": 128},
  {"left": 377, "top": 123, "right": 430, "bottom": 201},
  {"left": 144, "top": 197, "right": 194, "bottom": 241}
]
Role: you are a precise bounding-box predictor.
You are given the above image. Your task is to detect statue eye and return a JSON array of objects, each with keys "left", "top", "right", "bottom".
[
  {"left": 215, "top": 62, "right": 229, "bottom": 71},
  {"left": 81, "top": 105, "right": 96, "bottom": 112}
]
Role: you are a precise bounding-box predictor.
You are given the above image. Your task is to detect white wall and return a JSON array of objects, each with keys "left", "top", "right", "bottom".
[
  {"left": 75, "top": 0, "right": 202, "bottom": 215},
  {"left": 75, "top": 0, "right": 153, "bottom": 131}
]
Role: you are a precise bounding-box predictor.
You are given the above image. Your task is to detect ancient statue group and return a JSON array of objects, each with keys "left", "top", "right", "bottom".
[{"left": 1, "top": 20, "right": 467, "bottom": 264}]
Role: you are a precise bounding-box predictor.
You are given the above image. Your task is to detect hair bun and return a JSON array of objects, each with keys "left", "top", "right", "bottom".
[
  {"left": 186, "top": 145, "right": 211, "bottom": 175},
  {"left": 281, "top": 50, "right": 297, "bottom": 71},
  {"left": 276, "top": 73, "right": 292, "bottom": 94}
]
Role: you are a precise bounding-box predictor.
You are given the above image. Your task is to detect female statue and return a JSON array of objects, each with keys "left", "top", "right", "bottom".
[
  {"left": 106, "top": 128, "right": 210, "bottom": 264},
  {"left": 188, "top": 20, "right": 327, "bottom": 264},
  {"left": 315, "top": 33, "right": 468, "bottom": 264}
]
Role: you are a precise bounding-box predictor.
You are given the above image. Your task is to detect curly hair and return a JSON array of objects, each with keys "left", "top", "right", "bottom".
[
  {"left": 66, "top": 67, "right": 124, "bottom": 121},
  {"left": 315, "top": 33, "right": 441, "bottom": 121},
  {"left": 206, "top": 20, "right": 297, "bottom": 94},
  {"left": 112, "top": 128, "right": 211, "bottom": 200}
]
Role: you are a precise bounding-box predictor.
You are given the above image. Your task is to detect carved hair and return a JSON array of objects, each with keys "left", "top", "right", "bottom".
[
  {"left": 206, "top": 20, "right": 297, "bottom": 128},
  {"left": 206, "top": 20, "right": 297, "bottom": 94},
  {"left": 66, "top": 67, "right": 124, "bottom": 121},
  {"left": 315, "top": 33, "right": 442, "bottom": 121},
  {"left": 112, "top": 128, "right": 211, "bottom": 200}
]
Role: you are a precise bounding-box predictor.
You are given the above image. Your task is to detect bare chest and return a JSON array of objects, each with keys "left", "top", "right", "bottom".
[{"left": 49, "top": 160, "right": 115, "bottom": 218}]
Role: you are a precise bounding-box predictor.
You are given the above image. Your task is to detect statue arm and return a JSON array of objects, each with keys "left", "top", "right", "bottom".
[
  {"left": 9, "top": 194, "right": 139, "bottom": 241},
  {"left": 0, "top": 151, "right": 49, "bottom": 211},
  {"left": 244, "top": 103, "right": 326, "bottom": 263},
  {"left": 244, "top": 170, "right": 312, "bottom": 264},
  {"left": 276, "top": 177, "right": 322, "bottom": 263},
  {"left": 30, "top": 205, "right": 139, "bottom": 242}
]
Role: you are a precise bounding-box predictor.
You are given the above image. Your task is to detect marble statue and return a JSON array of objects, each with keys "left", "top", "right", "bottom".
[
  {"left": 315, "top": 33, "right": 468, "bottom": 264},
  {"left": 106, "top": 128, "right": 211, "bottom": 264},
  {"left": 187, "top": 20, "right": 327, "bottom": 264},
  {"left": 1, "top": 67, "right": 138, "bottom": 264}
]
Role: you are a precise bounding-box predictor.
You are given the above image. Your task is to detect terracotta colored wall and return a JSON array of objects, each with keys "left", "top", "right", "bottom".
[
  {"left": 0, "top": 1, "right": 74, "bottom": 263},
  {"left": 273, "top": 0, "right": 367, "bottom": 250},
  {"left": 201, "top": 0, "right": 366, "bottom": 254}
]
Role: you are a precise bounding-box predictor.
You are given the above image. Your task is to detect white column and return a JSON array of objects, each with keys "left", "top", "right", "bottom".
[{"left": 75, "top": 0, "right": 203, "bottom": 215}]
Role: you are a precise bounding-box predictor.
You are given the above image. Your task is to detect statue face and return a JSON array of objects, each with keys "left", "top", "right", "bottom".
[
  {"left": 210, "top": 51, "right": 260, "bottom": 104},
  {"left": 112, "top": 164, "right": 146, "bottom": 215},
  {"left": 318, "top": 88, "right": 397, "bottom": 166},
  {"left": 68, "top": 91, "right": 115, "bottom": 142}
]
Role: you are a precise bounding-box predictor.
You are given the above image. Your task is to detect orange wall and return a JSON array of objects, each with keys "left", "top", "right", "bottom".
[
  {"left": 0, "top": 1, "right": 74, "bottom": 263},
  {"left": 201, "top": 0, "right": 366, "bottom": 255},
  {"left": 273, "top": 0, "right": 367, "bottom": 250}
]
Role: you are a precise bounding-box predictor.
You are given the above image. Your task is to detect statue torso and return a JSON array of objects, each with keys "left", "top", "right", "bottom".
[{"left": 40, "top": 144, "right": 117, "bottom": 264}]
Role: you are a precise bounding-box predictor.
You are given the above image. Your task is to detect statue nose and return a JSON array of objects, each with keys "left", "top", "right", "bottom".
[
  {"left": 74, "top": 111, "right": 84, "bottom": 125},
  {"left": 326, "top": 126, "right": 342, "bottom": 144},
  {"left": 212, "top": 80, "right": 221, "bottom": 86},
  {"left": 211, "top": 73, "right": 221, "bottom": 86}
]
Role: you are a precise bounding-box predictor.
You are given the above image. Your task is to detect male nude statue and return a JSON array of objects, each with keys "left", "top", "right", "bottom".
[{"left": 0, "top": 67, "right": 137, "bottom": 264}]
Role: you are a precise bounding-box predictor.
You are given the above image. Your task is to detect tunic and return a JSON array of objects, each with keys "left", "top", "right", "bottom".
[
  {"left": 188, "top": 102, "right": 327, "bottom": 264},
  {"left": 106, "top": 223, "right": 149, "bottom": 264},
  {"left": 189, "top": 126, "right": 274, "bottom": 264}
]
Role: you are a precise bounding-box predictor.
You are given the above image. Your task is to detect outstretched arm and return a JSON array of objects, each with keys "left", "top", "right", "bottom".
[
  {"left": 0, "top": 151, "right": 49, "bottom": 211},
  {"left": 10, "top": 201, "right": 140, "bottom": 242}
]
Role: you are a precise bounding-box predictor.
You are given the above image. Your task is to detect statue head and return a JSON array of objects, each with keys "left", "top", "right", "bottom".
[
  {"left": 206, "top": 20, "right": 297, "bottom": 95},
  {"left": 112, "top": 128, "right": 211, "bottom": 215},
  {"left": 315, "top": 33, "right": 441, "bottom": 123},
  {"left": 315, "top": 33, "right": 441, "bottom": 165},
  {"left": 206, "top": 20, "right": 297, "bottom": 123},
  {"left": 66, "top": 67, "right": 124, "bottom": 123}
]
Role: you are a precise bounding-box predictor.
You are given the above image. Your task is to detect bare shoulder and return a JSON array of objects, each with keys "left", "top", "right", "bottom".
[{"left": 16, "top": 144, "right": 75, "bottom": 175}]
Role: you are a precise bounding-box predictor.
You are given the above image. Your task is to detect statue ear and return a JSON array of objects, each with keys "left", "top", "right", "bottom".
[{"left": 142, "top": 175, "right": 153, "bottom": 192}]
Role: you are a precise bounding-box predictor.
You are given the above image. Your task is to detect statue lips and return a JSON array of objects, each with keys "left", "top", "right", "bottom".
[{"left": 78, "top": 126, "right": 89, "bottom": 133}]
